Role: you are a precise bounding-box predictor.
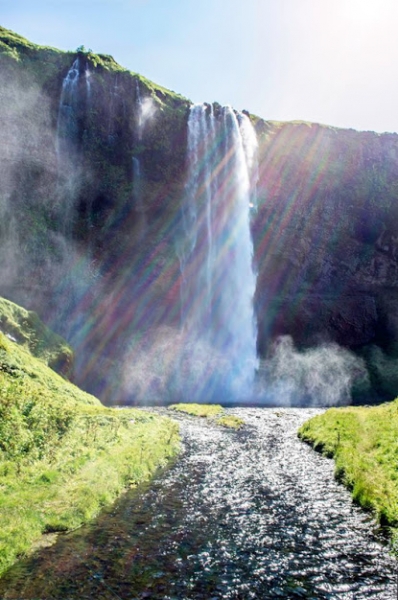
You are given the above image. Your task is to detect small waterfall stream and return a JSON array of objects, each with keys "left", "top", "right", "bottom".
[
  {"left": 55, "top": 55, "right": 91, "bottom": 225},
  {"left": 56, "top": 58, "right": 80, "bottom": 162},
  {"left": 52, "top": 57, "right": 97, "bottom": 347},
  {"left": 132, "top": 156, "right": 143, "bottom": 208},
  {"left": 135, "top": 79, "right": 144, "bottom": 141},
  {"left": 0, "top": 408, "right": 395, "bottom": 599},
  {"left": 56, "top": 57, "right": 91, "bottom": 163}
]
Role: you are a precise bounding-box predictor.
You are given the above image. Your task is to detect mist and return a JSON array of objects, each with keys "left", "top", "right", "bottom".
[
  {"left": 255, "top": 335, "right": 368, "bottom": 407},
  {"left": 0, "top": 62, "right": 99, "bottom": 363}
]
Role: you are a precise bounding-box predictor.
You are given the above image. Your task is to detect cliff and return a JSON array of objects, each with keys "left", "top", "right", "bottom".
[
  {"left": 1, "top": 26, "right": 398, "bottom": 402},
  {"left": 254, "top": 121, "right": 398, "bottom": 399}
]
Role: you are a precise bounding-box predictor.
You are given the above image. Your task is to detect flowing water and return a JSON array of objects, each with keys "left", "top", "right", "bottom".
[
  {"left": 176, "top": 105, "right": 258, "bottom": 404},
  {"left": 56, "top": 57, "right": 81, "bottom": 161},
  {"left": 135, "top": 79, "right": 144, "bottom": 141},
  {"left": 0, "top": 408, "right": 395, "bottom": 599},
  {"left": 56, "top": 57, "right": 91, "bottom": 163}
]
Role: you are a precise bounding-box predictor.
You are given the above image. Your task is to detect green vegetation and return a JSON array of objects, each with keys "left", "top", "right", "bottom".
[
  {"left": 0, "top": 25, "right": 188, "bottom": 104},
  {"left": 169, "top": 403, "right": 224, "bottom": 418},
  {"left": 0, "top": 302, "right": 180, "bottom": 577},
  {"left": 0, "top": 297, "right": 73, "bottom": 376},
  {"left": 298, "top": 402, "right": 398, "bottom": 535},
  {"left": 216, "top": 415, "right": 245, "bottom": 430},
  {"left": 169, "top": 403, "right": 244, "bottom": 429}
]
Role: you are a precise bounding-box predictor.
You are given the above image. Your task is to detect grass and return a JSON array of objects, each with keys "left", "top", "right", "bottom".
[
  {"left": 216, "top": 415, "right": 245, "bottom": 430},
  {"left": 169, "top": 403, "right": 245, "bottom": 429},
  {"left": 0, "top": 297, "right": 73, "bottom": 376},
  {"left": 169, "top": 403, "right": 224, "bottom": 418},
  {"left": 298, "top": 401, "right": 398, "bottom": 536},
  {"left": 0, "top": 302, "right": 180, "bottom": 578}
]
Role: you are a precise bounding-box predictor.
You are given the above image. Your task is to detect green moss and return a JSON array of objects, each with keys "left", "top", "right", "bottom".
[
  {"left": 169, "top": 403, "right": 245, "bottom": 429},
  {"left": 169, "top": 403, "right": 224, "bottom": 418},
  {"left": 298, "top": 401, "right": 398, "bottom": 535},
  {"left": 216, "top": 415, "right": 244, "bottom": 430},
  {"left": 0, "top": 300, "right": 180, "bottom": 577}
]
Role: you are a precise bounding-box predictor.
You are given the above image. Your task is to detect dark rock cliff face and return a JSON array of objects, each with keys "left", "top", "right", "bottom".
[
  {"left": 254, "top": 122, "right": 398, "bottom": 399},
  {"left": 1, "top": 26, "right": 398, "bottom": 403}
]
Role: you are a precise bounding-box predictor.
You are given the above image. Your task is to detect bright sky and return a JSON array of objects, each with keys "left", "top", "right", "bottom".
[{"left": 2, "top": 0, "right": 398, "bottom": 133}]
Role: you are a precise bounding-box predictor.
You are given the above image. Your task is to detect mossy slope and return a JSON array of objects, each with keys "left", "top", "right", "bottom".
[
  {"left": 0, "top": 298, "right": 179, "bottom": 577},
  {"left": 299, "top": 402, "right": 398, "bottom": 532},
  {"left": 0, "top": 297, "right": 73, "bottom": 376}
]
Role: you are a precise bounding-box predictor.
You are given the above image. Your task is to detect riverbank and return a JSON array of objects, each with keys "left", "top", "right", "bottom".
[
  {"left": 0, "top": 299, "right": 180, "bottom": 577},
  {"left": 298, "top": 400, "right": 398, "bottom": 542}
]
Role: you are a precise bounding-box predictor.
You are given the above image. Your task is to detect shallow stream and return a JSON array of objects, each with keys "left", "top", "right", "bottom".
[{"left": 0, "top": 408, "right": 396, "bottom": 599}]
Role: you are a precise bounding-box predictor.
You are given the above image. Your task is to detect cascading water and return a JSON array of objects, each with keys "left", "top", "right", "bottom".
[
  {"left": 85, "top": 64, "right": 91, "bottom": 98},
  {"left": 135, "top": 79, "right": 143, "bottom": 140},
  {"left": 176, "top": 103, "right": 258, "bottom": 403},
  {"left": 53, "top": 57, "right": 97, "bottom": 349},
  {"left": 56, "top": 56, "right": 91, "bottom": 221},
  {"left": 56, "top": 56, "right": 91, "bottom": 163},
  {"left": 132, "top": 157, "right": 142, "bottom": 207},
  {"left": 132, "top": 81, "right": 144, "bottom": 210},
  {"left": 132, "top": 80, "right": 147, "bottom": 239},
  {"left": 56, "top": 58, "right": 80, "bottom": 162}
]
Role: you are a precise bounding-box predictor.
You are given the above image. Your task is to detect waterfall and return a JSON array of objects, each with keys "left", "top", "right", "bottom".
[
  {"left": 177, "top": 103, "right": 259, "bottom": 402},
  {"left": 85, "top": 65, "right": 92, "bottom": 99},
  {"left": 54, "top": 57, "right": 95, "bottom": 346},
  {"left": 133, "top": 81, "right": 144, "bottom": 208},
  {"left": 133, "top": 81, "right": 147, "bottom": 238},
  {"left": 132, "top": 157, "right": 142, "bottom": 207},
  {"left": 57, "top": 57, "right": 91, "bottom": 162},
  {"left": 56, "top": 58, "right": 80, "bottom": 162},
  {"left": 239, "top": 112, "right": 259, "bottom": 210},
  {"left": 135, "top": 79, "right": 143, "bottom": 141}
]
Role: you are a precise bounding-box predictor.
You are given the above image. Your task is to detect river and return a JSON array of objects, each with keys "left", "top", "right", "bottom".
[{"left": 0, "top": 408, "right": 395, "bottom": 599}]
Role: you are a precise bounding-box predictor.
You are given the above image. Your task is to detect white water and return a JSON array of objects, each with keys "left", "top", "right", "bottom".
[
  {"left": 135, "top": 79, "right": 143, "bottom": 140},
  {"left": 132, "top": 156, "right": 142, "bottom": 208},
  {"left": 85, "top": 65, "right": 91, "bottom": 99},
  {"left": 56, "top": 57, "right": 91, "bottom": 162},
  {"left": 133, "top": 80, "right": 144, "bottom": 211},
  {"left": 56, "top": 58, "right": 80, "bottom": 162},
  {"left": 176, "top": 103, "right": 258, "bottom": 402}
]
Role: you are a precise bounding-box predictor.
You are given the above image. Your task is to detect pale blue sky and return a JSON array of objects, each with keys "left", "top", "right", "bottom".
[{"left": 2, "top": 0, "right": 398, "bottom": 133}]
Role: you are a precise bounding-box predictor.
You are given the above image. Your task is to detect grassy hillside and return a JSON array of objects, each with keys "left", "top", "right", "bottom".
[
  {"left": 0, "top": 299, "right": 179, "bottom": 577},
  {"left": 0, "top": 297, "right": 73, "bottom": 376},
  {"left": 298, "top": 402, "right": 398, "bottom": 540}
]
